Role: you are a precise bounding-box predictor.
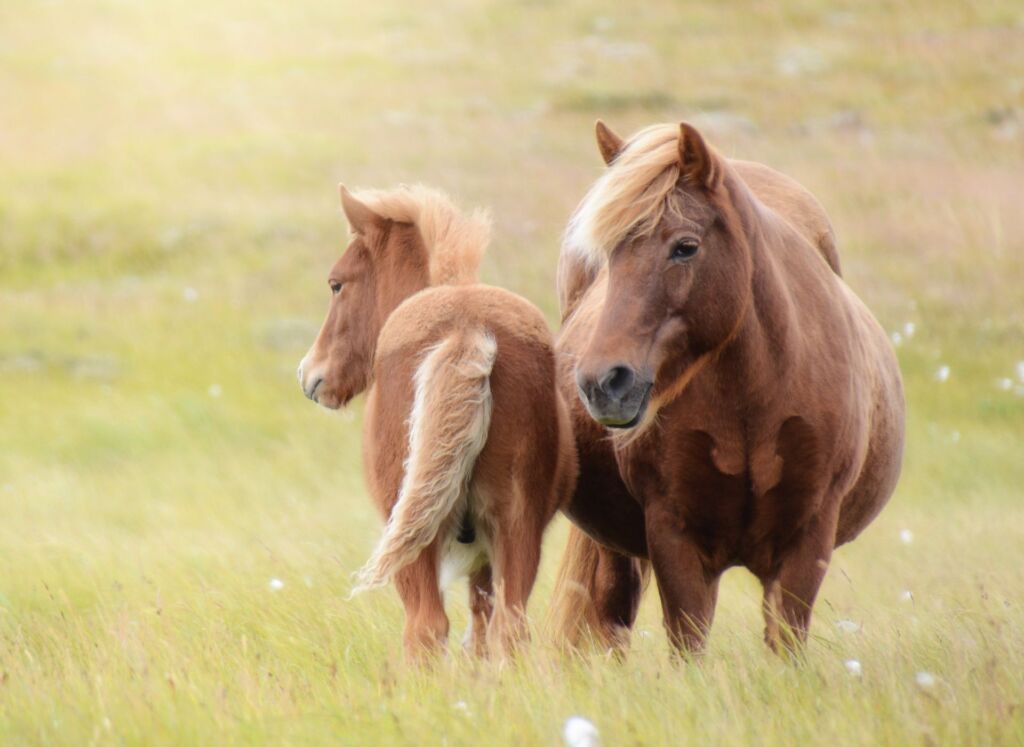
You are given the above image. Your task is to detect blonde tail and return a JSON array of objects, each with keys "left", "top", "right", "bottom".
[
  {"left": 548, "top": 525, "right": 650, "bottom": 651},
  {"left": 351, "top": 328, "right": 497, "bottom": 594},
  {"left": 548, "top": 524, "right": 606, "bottom": 648}
]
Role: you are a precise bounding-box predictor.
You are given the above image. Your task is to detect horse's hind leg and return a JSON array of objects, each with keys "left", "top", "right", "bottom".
[
  {"left": 761, "top": 512, "right": 837, "bottom": 654},
  {"left": 549, "top": 527, "right": 647, "bottom": 653},
  {"left": 592, "top": 543, "right": 647, "bottom": 652},
  {"left": 488, "top": 524, "right": 542, "bottom": 658},
  {"left": 465, "top": 564, "right": 493, "bottom": 657},
  {"left": 394, "top": 548, "right": 449, "bottom": 662}
]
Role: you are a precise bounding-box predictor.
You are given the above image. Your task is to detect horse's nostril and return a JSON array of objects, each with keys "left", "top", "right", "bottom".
[
  {"left": 600, "top": 365, "right": 636, "bottom": 399},
  {"left": 305, "top": 376, "right": 324, "bottom": 401}
]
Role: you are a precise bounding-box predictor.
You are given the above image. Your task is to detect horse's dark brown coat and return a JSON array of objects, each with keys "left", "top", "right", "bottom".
[{"left": 552, "top": 122, "right": 904, "bottom": 653}]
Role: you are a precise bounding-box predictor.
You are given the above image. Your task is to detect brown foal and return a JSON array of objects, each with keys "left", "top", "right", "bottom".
[{"left": 299, "top": 185, "right": 576, "bottom": 660}]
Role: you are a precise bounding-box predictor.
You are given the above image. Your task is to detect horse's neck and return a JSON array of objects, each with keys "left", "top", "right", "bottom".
[{"left": 716, "top": 177, "right": 803, "bottom": 391}]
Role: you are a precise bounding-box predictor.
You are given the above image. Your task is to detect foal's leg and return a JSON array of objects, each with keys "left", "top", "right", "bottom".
[
  {"left": 645, "top": 501, "right": 720, "bottom": 655},
  {"left": 761, "top": 513, "right": 837, "bottom": 654},
  {"left": 465, "top": 564, "right": 493, "bottom": 657},
  {"left": 394, "top": 549, "right": 449, "bottom": 662},
  {"left": 488, "top": 525, "right": 542, "bottom": 658}
]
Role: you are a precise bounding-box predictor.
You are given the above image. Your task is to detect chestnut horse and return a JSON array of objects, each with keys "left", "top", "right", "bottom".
[
  {"left": 550, "top": 121, "right": 904, "bottom": 654},
  {"left": 298, "top": 185, "right": 576, "bottom": 659}
]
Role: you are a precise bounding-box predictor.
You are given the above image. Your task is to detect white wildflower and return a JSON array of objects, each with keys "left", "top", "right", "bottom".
[
  {"left": 844, "top": 659, "right": 862, "bottom": 676},
  {"left": 891, "top": 331, "right": 903, "bottom": 346},
  {"left": 564, "top": 716, "right": 600, "bottom": 747},
  {"left": 903, "top": 322, "right": 916, "bottom": 338},
  {"left": 835, "top": 619, "right": 861, "bottom": 634},
  {"left": 268, "top": 578, "right": 285, "bottom": 591},
  {"left": 998, "top": 378, "right": 1013, "bottom": 391},
  {"left": 915, "top": 671, "right": 936, "bottom": 689},
  {"left": 900, "top": 590, "right": 914, "bottom": 602},
  {"left": 900, "top": 529, "right": 914, "bottom": 544},
  {"left": 934, "top": 365, "right": 950, "bottom": 382}
]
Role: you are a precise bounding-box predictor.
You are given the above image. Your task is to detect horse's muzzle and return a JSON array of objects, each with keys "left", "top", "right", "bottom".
[
  {"left": 297, "top": 357, "right": 324, "bottom": 403},
  {"left": 304, "top": 376, "right": 324, "bottom": 402},
  {"left": 576, "top": 364, "right": 653, "bottom": 429}
]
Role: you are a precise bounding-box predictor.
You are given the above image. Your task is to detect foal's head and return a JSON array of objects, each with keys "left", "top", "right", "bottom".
[
  {"left": 298, "top": 185, "right": 487, "bottom": 408},
  {"left": 568, "top": 122, "right": 752, "bottom": 429}
]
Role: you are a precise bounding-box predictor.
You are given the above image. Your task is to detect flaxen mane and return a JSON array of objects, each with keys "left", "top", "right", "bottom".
[
  {"left": 563, "top": 124, "right": 711, "bottom": 268},
  {"left": 352, "top": 185, "right": 491, "bottom": 285}
]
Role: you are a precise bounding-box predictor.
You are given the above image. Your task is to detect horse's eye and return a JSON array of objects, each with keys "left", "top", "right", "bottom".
[
  {"left": 670, "top": 240, "right": 699, "bottom": 261},
  {"left": 329, "top": 280, "right": 343, "bottom": 295}
]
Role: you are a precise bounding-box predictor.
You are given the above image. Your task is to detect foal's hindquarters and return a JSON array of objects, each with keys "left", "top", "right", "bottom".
[{"left": 358, "top": 284, "right": 577, "bottom": 660}]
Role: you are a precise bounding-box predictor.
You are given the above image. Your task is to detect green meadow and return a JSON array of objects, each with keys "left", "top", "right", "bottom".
[{"left": 1, "top": 0, "right": 1023, "bottom": 743}]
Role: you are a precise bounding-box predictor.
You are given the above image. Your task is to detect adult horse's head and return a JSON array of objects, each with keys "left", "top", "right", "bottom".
[
  {"left": 298, "top": 184, "right": 487, "bottom": 409},
  {"left": 567, "top": 121, "right": 752, "bottom": 429}
]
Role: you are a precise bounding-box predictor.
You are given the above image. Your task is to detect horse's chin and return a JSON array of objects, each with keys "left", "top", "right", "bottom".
[
  {"left": 313, "top": 388, "right": 353, "bottom": 411},
  {"left": 594, "top": 387, "right": 652, "bottom": 430}
]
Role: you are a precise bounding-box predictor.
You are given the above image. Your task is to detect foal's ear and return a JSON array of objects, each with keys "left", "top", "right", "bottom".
[
  {"left": 339, "top": 185, "right": 383, "bottom": 233},
  {"left": 677, "top": 123, "right": 721, "bottom": 191},
  {"left": 595, "top": 120, "right": 625, "bottom": 165}
]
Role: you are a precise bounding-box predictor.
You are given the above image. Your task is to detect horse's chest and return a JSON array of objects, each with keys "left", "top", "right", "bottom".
[{"left": 620, "top": 417, "right": 826, "bottom": 574}]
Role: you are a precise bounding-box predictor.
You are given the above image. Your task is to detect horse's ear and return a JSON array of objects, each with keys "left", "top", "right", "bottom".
[
  {"left": 678, "top": 123, "right": 720, "bottom": 190},
  {"left": 595, "top": 120, "right": 625, "bottom": 165},
  {"left": 339, "top": 184, "right": 383, "bottom": 233}
]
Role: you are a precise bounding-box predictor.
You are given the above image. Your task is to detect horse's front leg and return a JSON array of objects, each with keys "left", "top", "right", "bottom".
[
  {"left": 760, "top": 508, "right": 839, "bottom": 654},
  {"left": 644, "top": 500, "right": 720, "bottom": 655}
]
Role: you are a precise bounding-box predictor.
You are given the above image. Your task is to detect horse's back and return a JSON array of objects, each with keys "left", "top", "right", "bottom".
[
  {"left": 378, "top": 284, "right": 552, "bottom": 361},
  {"left": 731, "top": 159, "right": 841, "bottom": 276}
]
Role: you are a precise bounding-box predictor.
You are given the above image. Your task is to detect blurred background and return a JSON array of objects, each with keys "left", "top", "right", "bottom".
[{"left": 1, "top": 0, "right": 1022, "bottom": 743}]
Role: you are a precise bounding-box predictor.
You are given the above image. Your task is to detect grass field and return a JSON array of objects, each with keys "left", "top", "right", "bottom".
[{"left": 2, "top": 0, "right": 1023, "bottom": 743}]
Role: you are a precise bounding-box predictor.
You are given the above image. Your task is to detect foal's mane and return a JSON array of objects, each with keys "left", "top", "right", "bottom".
[
  {"left": 564, "top": 123, "right": 708, "bottom": 267},
  {"left": 353, "top": 185, "right": 490, "bottom": 285}
]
